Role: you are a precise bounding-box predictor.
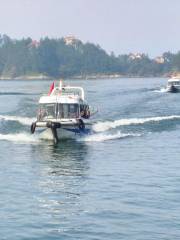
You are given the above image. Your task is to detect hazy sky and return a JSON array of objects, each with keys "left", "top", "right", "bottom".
[{"left": 0, "top": 0, "right": 180, "bottom": 56}]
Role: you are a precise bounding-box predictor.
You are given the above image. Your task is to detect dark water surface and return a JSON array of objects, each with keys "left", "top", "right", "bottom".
[{"left": 1, "top": 78, "right": 180, "bottom": 240}]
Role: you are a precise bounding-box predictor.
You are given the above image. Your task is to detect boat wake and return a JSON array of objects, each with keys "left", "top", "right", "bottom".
[
  {"left": 79, "top": 131, "right": 141, "bottom": 142},
  {"left": 153, "top": 87, "right": 168, "bottom": 93},
  {"left": 0, "top": 132, "right": 40, "bottom": 143},
  {"left": 0, "top": 114, "right": 180, "bottom": 144},
  {"left": 0, "top": 115, "right": 36, "bottom": 125},
  {"left": 93, "top": 115, "right": 180, "bottom": 132}
]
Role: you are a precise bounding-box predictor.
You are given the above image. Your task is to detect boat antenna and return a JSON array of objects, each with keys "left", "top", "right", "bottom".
[{"left": 59, "top": 79, "right": 63, "bottom": 90}]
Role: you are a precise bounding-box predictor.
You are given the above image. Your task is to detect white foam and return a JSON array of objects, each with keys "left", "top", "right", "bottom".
[
  {"left": 0, "top": 132, "right": 39, "bottom": 143},
  {"left": 0, "top": 115, "right": 36, "bottom": 125},
  {"left": 154, "top": 88, "right": 168, "bottom": 93},
  {"left": 79, "top": 131, "right": 141, "bottom": 142},
  {"left": 39, "top": 128, "right": 53, "bottom": 140},
  {"left": 93, "top": 115, "right": 180, "bottom": 132}
]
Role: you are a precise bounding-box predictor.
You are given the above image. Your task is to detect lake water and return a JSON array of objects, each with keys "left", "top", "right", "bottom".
[{"left": 1, "top": 78, "right": 180, "bottom": 240}]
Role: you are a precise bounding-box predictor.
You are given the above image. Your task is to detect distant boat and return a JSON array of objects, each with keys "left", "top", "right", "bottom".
[
  {"left": 166, "top": 76, "right": 180, "bottom": 93},
  {"left": 31, "top": 80, "right": 97, "bottom": 143}
]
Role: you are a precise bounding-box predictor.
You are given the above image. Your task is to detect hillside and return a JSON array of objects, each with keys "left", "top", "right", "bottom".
[{"left": 0, "top": 35, "right": 179, "bottom": 79}]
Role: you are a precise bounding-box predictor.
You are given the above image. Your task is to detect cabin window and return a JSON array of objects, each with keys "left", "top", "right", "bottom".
[
  {"left": 57, "top": 104, "right": 79, "bottom": 119},
  {"left": 38, "top": 104, "right": 56, "bottom": 120},
  {"left": 169, "top": 81, "right": 180, "bottom": 85},
  {"left": 38, "top": 103, "right": 79, "bottom": 120}
]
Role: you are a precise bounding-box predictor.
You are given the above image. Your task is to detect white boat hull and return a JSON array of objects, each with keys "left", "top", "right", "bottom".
[
  {"left": 38, "top": 124, "right": 92, "bottom": 141},
  {"left": 166, "top": 85, "right": 180, "bottom": 93}
]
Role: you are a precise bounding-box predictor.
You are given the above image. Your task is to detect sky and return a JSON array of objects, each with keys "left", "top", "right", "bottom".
[{"left": 0, "top": 0, "right": 180, "bottom": 57}]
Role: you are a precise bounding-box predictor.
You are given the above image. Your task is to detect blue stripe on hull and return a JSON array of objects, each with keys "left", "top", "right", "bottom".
[{"left": 62, "top": 127, "right": 91, "bottom": 135}]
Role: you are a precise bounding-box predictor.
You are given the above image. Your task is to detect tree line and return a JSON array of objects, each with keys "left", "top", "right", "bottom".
[{"left": 0, "top": 34, "right": 179, "bottom": 78}]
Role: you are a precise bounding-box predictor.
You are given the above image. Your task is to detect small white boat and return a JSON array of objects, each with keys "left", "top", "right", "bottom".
[
  {"left": 31, "top": 80, "right": 97, "bottom": 143},
  {"left": 166, "top": 77, "right": 180, "bottom": 92}
]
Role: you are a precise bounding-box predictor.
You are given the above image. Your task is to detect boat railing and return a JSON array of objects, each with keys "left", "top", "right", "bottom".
[
  {"left": 42, "top": 87, "right": 84, "bottom": 100},
  {"left": 41, "top": 92, "right": 80, "bottom": 97}
]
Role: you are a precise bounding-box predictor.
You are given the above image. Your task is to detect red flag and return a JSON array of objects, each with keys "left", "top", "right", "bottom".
[{"left": 48, "top": 82, "right": 55, "bottom": 96}]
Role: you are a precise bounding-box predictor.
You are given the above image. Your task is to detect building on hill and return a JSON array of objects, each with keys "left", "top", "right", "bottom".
[
  {"left": 63, "top": 36, "right": 79, "bottom": 46},
  {"left": 29, "top": 40, "right": 40, "bottom": 48},
  {"left": 129, "top": 53, "right": 144, "bottom": 60},
  {"left": 154, "top": 56, "right": 165, "bottom": 64}
]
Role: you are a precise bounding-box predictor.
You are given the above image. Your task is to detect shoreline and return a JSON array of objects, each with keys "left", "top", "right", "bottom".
[
  {"left": 0, "top": 74, "right": 168, "bottom": 80},
  {"left": 0, "top": 75, "right": 52, "bottom": 80}
]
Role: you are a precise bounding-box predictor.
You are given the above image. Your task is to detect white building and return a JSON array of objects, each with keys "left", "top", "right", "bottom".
[
  {"left": 129, "top": 53, "right": 144, "bottom": 60},
  {"left": 63, "top": 36, "right": 79, "bottom": 46},
  {"left": 154, "top": 56, "right": 165, "bottom": 64}
]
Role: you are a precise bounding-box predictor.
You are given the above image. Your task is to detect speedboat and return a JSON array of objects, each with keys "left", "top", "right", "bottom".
[
  {"left": 31, "top": 80, "right": 97, "bottom": 143},
  {"left": 166, "top": 77, "right": 180, "bottom": 93}
]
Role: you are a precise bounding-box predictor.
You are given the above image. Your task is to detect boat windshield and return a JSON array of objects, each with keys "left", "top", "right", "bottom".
[
  {"left": 57, "top": 104, "right": 79, "bottom": 119},
  {"left": 168, "top": 81, "right": 180, "bottom": 86},
  {"left": 38, "top": 103, "right": 79, "bottom": 120}
]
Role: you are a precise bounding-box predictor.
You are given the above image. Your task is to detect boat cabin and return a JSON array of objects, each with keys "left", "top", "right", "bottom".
[
  {"left": 37, "top": 85, "right": 90, "bottom": 121},
  {"left": 167, "top": 78, "right": 180, "bottom": 86}
]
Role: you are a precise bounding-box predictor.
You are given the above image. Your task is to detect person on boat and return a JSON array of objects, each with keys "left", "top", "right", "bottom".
[{"left": 80, "top": 105, "right": 90, "bottom": 119}]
